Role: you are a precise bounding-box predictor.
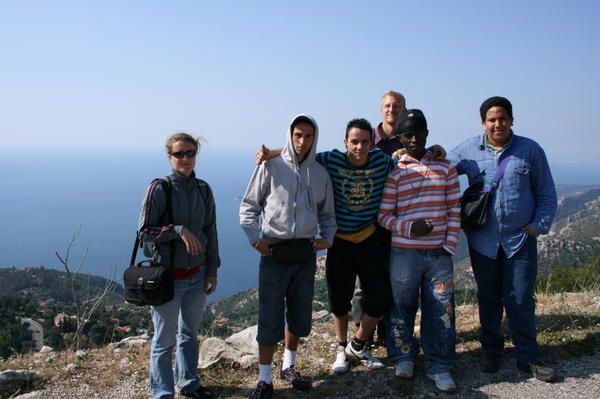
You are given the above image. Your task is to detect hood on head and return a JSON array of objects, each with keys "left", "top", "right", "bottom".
[{"left": 282, "top": 113, "right": 319, "bottom": 167}]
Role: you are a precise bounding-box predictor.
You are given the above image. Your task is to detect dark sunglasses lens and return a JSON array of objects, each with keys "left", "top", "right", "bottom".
[{"left": 172, "top": 150, "right": 196, "bottom": 158}]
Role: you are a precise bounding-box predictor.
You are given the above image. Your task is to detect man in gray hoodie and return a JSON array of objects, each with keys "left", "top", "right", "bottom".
[{"left": 240, "top": 114, "right": 336, "bottom": 399}]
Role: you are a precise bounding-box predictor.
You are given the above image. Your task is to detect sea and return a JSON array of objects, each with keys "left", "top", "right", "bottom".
[{"left": 1, "top": 149, "right": 600, "bottom": 300}]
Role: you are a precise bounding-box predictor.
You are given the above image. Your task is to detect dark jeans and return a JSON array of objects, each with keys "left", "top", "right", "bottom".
[
  {"left": 257, "top": 254, "right": 317, "bottom": 345},
  {"left": 469, "top": 236, "right": 539, "bottom": 363}
]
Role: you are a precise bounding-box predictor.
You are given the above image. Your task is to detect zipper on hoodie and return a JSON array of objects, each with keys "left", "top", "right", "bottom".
[{"left": 292, "top": 172, "right": 298, "bottom": 238}]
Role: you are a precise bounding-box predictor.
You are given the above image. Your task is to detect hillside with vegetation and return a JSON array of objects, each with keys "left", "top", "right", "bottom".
[{"left": 2, "top": 184, "right": 600, "bottom": 397}]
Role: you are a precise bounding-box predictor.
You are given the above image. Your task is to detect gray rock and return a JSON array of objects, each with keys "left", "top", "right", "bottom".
[
  {"left": 198, "top": 337, "right": 244, "bottom": 369},
  {"left": 122, "top": 339, "right": 147, "bottom": 348},
  {"left": 39, "top": 346, "right": 53, "bottom": 354},
  {"left": 113, "top": 335, "right": 149, "bottom": 349},
  {"left": 225, "top": 325, "right": 258, "bottom": 355},
  {"left": 239, "top": 354, "right": 258, "bottom": 369},
  {"left": 14, "top": 391, "right": 43, "bottom": 399},
  {"left": 0, "top": 370, "right": 35, "bottom": 398},
  {"left": 0, "top": 369, "right": 36, "bottom": 387},
  {"left": 75, "top": 349, "right": 87, "bottom": 358}
]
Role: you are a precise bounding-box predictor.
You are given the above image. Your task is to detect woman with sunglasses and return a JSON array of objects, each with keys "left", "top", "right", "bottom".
[{"left": 138, "top": 132, "right": 220, "bottom": 399}]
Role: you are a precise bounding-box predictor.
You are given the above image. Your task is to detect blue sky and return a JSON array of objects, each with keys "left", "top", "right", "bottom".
[{"left": 1, "top": 0, "right": 599, "bottom": 163}]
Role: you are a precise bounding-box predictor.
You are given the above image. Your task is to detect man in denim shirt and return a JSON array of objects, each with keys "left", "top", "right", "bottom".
[{"left": 447, "top": 96, "right": 557, "bottom": 382}]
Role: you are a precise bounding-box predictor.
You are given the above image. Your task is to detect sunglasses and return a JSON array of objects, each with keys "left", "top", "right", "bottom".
[{"left": 170, "top": 150, "right": 197, "bottom": 159}]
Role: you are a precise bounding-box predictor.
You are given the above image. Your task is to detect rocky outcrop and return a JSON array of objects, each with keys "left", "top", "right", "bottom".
[
  {"left": 0, "top": 370, "right": 36, "bottom": 397},
  {"left": 198, "top": 325, "right": 258, "bottom": 369},
  {"left": 106, "top": 335, "right": 150, "bottom": 352}
]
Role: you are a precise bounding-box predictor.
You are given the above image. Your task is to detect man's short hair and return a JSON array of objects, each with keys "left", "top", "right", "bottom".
[
  {"left": 345, "top": 118, "right": 374, "bottom": 140},
  {"left": 479, "top": 96, "right": 513, "bottom": 122},
  {"left": 380, "top": 90, "right": 406, "bottom": 108}
]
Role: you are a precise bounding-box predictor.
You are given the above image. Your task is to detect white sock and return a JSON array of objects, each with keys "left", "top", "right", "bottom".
[
  {"left": 258, "top": 363, "right": 272, "bottom": 384},
  {"left": 282, "top": 348, "right": 297, "bottom": 370}
]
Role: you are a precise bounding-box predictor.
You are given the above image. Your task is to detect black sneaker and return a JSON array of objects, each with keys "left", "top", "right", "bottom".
[
  {"left": 280, "top": 366, "right": 311, "bottom": 391},
  {"left": 480, "top": 352, "right": 500, "bottom": 373},
  {"left": 516, "top": 360, "right": 557, "bottom": 382},
  {"left": 249, "top": 381, "right": 273, "bottom": 399},
  {"left": 181, "top": 385, "right": 214, "bottom": 399}
]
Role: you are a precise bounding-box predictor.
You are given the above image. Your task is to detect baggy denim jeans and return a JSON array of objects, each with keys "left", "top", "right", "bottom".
[
  {"left": 386, "top": 248, "right": 456, "bottom": 374},
  {"left": 150, "top": 268, "right": 208, "bottom": 399},
  {"left": 469, "top": 235, "right": 539, "bottom": 363}
]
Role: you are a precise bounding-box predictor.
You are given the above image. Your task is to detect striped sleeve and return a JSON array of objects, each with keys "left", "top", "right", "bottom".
[
  {"left": 442, "top": 165, "right": 461, "bottom": 255},
  {"left": 377, "top": 169, "right": 413, "bottom": 238}
]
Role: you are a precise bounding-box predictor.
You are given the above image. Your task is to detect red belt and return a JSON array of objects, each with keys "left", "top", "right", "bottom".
[{"left": 173, "top": 266, "right": 201, "bottom": 280}]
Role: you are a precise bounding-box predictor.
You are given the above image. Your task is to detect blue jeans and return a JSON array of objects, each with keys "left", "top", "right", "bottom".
[
  {"left": 387, "top": 248, "right": 456, "bottom": 374},
  {"left": 469, "top": 236, "right": 538, "bottom": 363},
  {"left": 150, "top": 269, "right": 208, "bottom": 399}
]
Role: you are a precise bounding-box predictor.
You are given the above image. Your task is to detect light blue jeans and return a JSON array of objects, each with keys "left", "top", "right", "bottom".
[
  {"left": 150, "top": 268, "right": 208, "bottom": 399},
  {"left": 386, "top": 248, "right": 456, "bottom": 374}
]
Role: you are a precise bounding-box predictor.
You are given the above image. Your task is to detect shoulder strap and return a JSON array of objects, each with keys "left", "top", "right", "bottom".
[
  {"left": 487, "top": 146, "right": 514, "bottom": 193},
  {"left": 158, "top": 178, "right": 173, "bottom": 224},
  {"left": 129, "top": 177, "right": 175, "bottom": 267},
  {"left": 195, "top": 178, "right": 209, "bottom": 203}
]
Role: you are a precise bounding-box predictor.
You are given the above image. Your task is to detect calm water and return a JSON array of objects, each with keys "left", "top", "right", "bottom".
[
  {"left": 1, "top": 149, "right": 599, "bottom": 299},
  {"left": 0, "top": 149, "right": 259, "bottom": 300}
]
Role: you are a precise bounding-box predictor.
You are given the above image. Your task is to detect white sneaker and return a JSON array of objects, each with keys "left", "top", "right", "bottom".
[
  {"left": 394, "top": 361, "right": 414, "bottom": 378},
  {"left": 331, "top": 345, "right": 349, "bottom": 374},
  {"left": 345, "top": 343, "right": 384, "bottom": 370},
  {"left": 427, "top": 372, "right": 457, "bottom": 393}
]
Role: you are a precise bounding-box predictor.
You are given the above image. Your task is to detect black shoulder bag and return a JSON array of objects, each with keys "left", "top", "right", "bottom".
[
  {"left": 123, "top": 178, "right": 175, "bottom": 306},
  {"left": 461, "top": 151, "right": 513, "bottom": 232}
]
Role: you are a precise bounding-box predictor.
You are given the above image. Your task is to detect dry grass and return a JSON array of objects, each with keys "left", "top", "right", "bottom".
[{"left": 1, "top": 291, "right": 598, "bottom": 398}]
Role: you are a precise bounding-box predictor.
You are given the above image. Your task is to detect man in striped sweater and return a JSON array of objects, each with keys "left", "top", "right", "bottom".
[{"left": 378, "top": 109, "right": 461, "bottom": 393}]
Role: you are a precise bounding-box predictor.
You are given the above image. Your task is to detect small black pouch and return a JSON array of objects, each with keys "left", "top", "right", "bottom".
[{"left": 269, "top": 239, "right": 314, "bottom": 265}]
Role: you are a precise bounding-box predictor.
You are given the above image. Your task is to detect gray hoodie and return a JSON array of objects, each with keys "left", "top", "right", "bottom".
[{"left": 239, "top": 114, "right": 336, "bottom": 245}]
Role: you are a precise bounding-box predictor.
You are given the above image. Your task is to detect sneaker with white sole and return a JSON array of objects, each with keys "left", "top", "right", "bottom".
[
  {"left": 427, "top": 372, "right": 457, "bottom": 393},
  {"left": 394, "top": 361, "right": 414, "bottom": 379},
  {"left": 345, "top": 343, "right": 384, "bottom": 369},
  {"left": 331, "top": 345, "right": 349, "bottom": 374}
]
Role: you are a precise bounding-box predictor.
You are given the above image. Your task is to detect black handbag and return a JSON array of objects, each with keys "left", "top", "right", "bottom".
[
  {"left": 123, "top": 178, "right": 175, "bottom": 306},
  {"left": 460, "top": 181, "right": 492, "bottom": 231},
  {"left": 269, "top": 239, "right": 314, "bottom": 266},
  {"left": 461, "top": 151, "right": 513, "bottom": 231}
]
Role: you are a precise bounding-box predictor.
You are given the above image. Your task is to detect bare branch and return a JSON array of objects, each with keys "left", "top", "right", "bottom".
[{"left": 53, "top": 229, "right": 116, "bottom": 351}]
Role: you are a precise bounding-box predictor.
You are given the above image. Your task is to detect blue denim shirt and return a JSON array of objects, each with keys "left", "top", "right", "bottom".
[{"left": 447, "top": 133, "right": 557, "bottom": 259}]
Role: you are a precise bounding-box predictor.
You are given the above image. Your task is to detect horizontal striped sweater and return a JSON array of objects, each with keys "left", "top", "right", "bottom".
[
  {"left": 378, "top": 152, "right": 461, "bottom": 254},
  {"left": 316, "top": 149, "right": 394, "bottom": 234}
]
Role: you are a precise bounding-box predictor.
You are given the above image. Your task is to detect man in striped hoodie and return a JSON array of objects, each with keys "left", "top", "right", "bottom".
[{"left": 378, "top": 109, "right": 461, "bottom": 393}]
